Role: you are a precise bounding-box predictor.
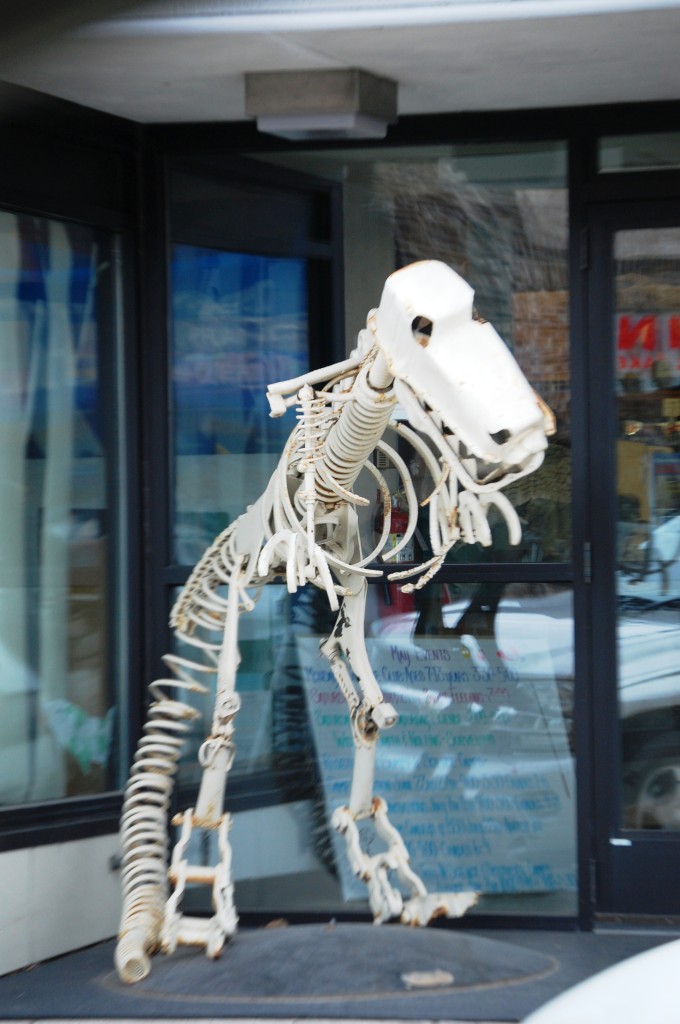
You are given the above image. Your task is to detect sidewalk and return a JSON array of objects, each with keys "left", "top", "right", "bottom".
[
  {"left": 7, "top": 1020, "right": 509, "bottom": 1024},
  {"left": 1, "top": 1019, "right": 501, "bottom": 1024}
]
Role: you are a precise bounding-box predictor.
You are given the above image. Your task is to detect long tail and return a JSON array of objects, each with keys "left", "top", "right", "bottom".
[
  {"left": 115, "top": 672, "right": 204, "bottom": 982},
  {"left": 115, "top": 518, "right": 250, "bottom": 983}
]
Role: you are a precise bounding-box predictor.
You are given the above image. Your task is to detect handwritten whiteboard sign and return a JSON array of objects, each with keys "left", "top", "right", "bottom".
[{"left": 298, "top": 628, "right": 576, "bottom": 902}]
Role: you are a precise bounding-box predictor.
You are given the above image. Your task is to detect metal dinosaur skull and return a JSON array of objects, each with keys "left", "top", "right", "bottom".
[{"left": 369, "top": 260, "right": 554, "bottom": 490}]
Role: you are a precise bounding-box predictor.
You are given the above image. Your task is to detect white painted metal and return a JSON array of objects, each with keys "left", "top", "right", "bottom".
[
  {"left": 115, "top": 260, "right": 553, "bottom": 983},
  {"left": 524, "top": 937, "right": 680, "bottom": 1023}
]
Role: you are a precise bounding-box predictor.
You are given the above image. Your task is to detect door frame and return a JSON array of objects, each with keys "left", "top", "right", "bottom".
[{"left": 586, "top": 199, "right": 680, "bottom": 916}]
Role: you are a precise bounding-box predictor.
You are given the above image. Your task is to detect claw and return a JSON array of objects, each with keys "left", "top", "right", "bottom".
[
  {"left": 258, "top": 529, "right": 340, "bottom": 609},
  {"left": 256, "top": 534, "right": 277, "bottom": 577},
  {"left": 401, "top": 890, "right": 478, "bottom": 925},
  {"left": 480, "top": 490, "right": 522, "bottom": 545},
  {"left": 332, "top": 797, "right": 477, "bottom": 927},
  {"left": 459, "top": 491, "right": 492, "bottom": 546},
  {"left": 312, "top": 543, "right": 340, "bottom": 610},
  {"left": 286, "top": 531, "right": 301, "bottom": 593}
]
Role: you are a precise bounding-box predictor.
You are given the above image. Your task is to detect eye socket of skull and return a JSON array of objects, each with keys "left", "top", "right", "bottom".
[{"left": 411, "top": 316, "right": 433, "bottom": 347}]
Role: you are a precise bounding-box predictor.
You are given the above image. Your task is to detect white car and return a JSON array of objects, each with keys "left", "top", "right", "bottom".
[{"left": 370, "top": 583, "right": 680, "bottom": 835}]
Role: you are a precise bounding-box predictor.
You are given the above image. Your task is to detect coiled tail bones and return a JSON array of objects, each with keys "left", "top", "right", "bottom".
[{"left": 115, "top": 673, "right": 203, "bottom": 982}]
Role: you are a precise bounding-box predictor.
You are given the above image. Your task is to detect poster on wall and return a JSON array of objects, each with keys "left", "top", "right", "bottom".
[{"left": 298, "top": 625, "right": 576, "bottom": 901}]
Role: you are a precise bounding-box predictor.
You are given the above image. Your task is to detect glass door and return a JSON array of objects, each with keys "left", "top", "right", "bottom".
[{"left": 589, "top": 203, "right": 680, "bottom": 915}]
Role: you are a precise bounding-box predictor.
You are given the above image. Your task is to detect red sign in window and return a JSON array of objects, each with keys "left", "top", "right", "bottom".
[{"left": 617, "top": 314, "right": 680, "bottom": 376}]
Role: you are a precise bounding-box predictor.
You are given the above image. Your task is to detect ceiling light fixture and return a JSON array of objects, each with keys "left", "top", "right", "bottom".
[{"left": 244, "top": 68, "right": 397, "bottom": 140}]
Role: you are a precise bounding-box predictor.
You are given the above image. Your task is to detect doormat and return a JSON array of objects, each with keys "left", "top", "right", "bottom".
[{"left": 0, "top": 923, "right": 673, "bottom": 1022}]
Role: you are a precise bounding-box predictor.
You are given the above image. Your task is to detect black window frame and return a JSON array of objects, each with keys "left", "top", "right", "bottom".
[{"left": 0, "top": 84, "right": 141, "bottom": 852}]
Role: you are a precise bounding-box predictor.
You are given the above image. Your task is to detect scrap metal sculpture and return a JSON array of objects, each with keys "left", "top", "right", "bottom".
[{"left": 115, "top": 260, "right": 554, "bottom": 983}]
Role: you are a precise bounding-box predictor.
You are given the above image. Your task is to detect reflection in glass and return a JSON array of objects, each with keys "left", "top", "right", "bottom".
[
  {"left": 253, "top": 142, "right": 571, "bottom": 564},
  {"left": 174, "top": 583, "right": 332, "bottom": 795},
  {"left": 615, "top": 227, "right": 680, "bottom": 829},
  {"left": 178, "top": 579, "right": 576, "bottom": 916},
  {"left": 171, "top": 246, "right": 308, "bottom": 564},
  {"left": 0, "top": 211, "right": 121, "bottom": 806},
  {"left": 174, "top": 583, "right": 345, "bottom": 916},
  {"left": 365, "top": 581, "right": 576, "bottom": 908}
]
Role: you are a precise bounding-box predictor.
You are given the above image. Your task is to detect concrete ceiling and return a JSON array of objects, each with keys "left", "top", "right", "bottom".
[{"left": 0, "top": 1, "right": 679, "bottom": 125}]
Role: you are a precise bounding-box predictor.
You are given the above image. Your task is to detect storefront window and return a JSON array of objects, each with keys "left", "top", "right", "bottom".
[
  {"left": 169, "top": 142, "right": 575, "bottom": 920},
  {"left": 255, "top": 142, "right": 571, "bottom": 564},
  {"left": 184, "top": 580, "right": 576, "bottom": 917},
  {"left": 0, "top": 211, "right": 123, "bottom": 806},
  {"left": 171, "top": 246, "right": 309, "bottom": 565},
  {"left": 361, "top": 581, "right": 576, "bottom": 912}
]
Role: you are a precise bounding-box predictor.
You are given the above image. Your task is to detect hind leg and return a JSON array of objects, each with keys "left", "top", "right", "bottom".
[{"left": 325, "top": 573, "right": 478, "bottom": 925}]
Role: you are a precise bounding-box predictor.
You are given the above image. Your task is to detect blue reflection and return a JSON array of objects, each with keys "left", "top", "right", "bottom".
[{"left": 171, "top": 246, "right": 308, "bottom": 457}]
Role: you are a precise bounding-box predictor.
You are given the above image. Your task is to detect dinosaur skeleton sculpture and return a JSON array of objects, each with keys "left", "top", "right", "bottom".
[{"left": 115, "top": 260, "right": 555, "bottom": 984}]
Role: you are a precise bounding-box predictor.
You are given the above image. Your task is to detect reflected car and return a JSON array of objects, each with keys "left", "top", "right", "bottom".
[{"left": 370, "top": 584, "right": 680, "bottom": 832}]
